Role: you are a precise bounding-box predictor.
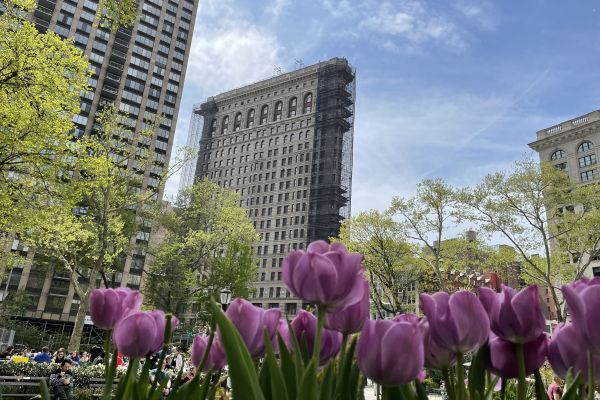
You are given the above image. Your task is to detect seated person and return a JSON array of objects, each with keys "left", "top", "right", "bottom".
[
  {"left": 34, "top": 347, "right": 52, "bottom": 363},
  {"left": 49, "top": 359, "right": 74, "bottom": 400}
]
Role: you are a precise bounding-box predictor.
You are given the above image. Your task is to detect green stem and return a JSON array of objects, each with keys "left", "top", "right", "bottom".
[
  {"left": 101, "top": 330, "right": 116, "bottom": 400},
  {"left": 588, "top": 350, "right": 595, "bottom": 400},
  {"left": 339, "top": 333, "right": 348, "bottom": 374},
  {"left": 456, "top": 353, "right": 465, "bottom": 400},
  {"left": 151, "top": 314, "right": 173, "bottom": 393},
  {"left": 313, "top": 306, "right": 326, "bottom": 365},
  {"left": 442, "top": 368, "right": 455, "bottom": 400},
  {"left": 516, "top": 343, "right": 526, "bottom": 400},
  {"left": 398, "top": 383, "right": 417, "bottom": 400}
]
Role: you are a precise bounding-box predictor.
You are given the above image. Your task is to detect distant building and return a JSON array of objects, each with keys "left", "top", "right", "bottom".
[
  {"left": 190, "top": 58, "right": 356, "bottom": 316},
  {"left": 528, "top": 109, "right": 600, "bottom": 278}
]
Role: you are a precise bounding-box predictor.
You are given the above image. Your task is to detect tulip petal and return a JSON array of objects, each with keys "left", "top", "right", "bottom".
[{"left": 307, "top": 240, "right": 330, "bottom": 254}]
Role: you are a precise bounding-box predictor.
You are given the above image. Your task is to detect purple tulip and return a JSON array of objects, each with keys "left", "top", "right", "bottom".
[
  {"left": 325, "top": 278, "right": 370, "bottom": 334},
  {"left": 420, "top": 291, "right": 489, "bottom": 354},
  {"left": 89, "top": 288, "right": 142, "bottom": 330},
  {"left": 357, "top": 319, "right": 424, "bottom": 386},
  {"left": 288, "top": 310, "right": 342, "bottom": 364},
  {"left": 479, "top": 285, "right": 546, "bottom": 344},
  {"left": 112, "top": 310, "right": 178, "bottom": 357},
  {"left": 488, "top": 333, "right": 548, "bottom": 379},
  {"left": 393, "top": 313, "right": 420, "bottom": 324},
  {"left": 282, "top": 240, "right": 365, "bottom": 311},
  {"left": 562, "top": 279, "right": 600, "bottom": 353},
  {"left": 191, "top": 335, "right": 226, "bottom": 371},
  {"left": 548, "top": 323, "right": 600, "bottom": 380},
  {"left": 419, "top": 318, "right": 456, "bottom": 370},
  {"left": 225, "top": 298, "right": 281, "bottom": 358}
]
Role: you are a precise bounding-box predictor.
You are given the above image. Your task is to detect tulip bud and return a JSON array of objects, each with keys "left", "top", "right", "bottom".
[
  {"left": 225, "top": 298, "right": 280, "bottom": 358},
  {"left": 479, "top": 285, "right": 546, "bottom": 344},
  {"left": 357, "top": 319, "right": 424, "bottom": 386},
  {"left": 191, "top": 335, "right": 226, "bottom": 371},
  {"left": 325, "top": 278, "right": 370, "bottom": 334},
  {"left": 89, "top": 288, "right": 142, "bottom": 330},
  {"left": 419, "top": 318, "right": 456, "bottom": 370},
  {"left": 488, "top": 333, "right": 548, "bottom": 379},
  {"left": 420, "top": 291, "right": 489, "bottom": 354},
  {"left": 547, "top": 323, "right": 600, "bottom": 380},
  {"left": 288, "top": 310, "right": 342, "bottom": 365},
  {"left": 562, "top": 279, "right": 600, "bottom": 354},
  {"left": 112, "top": 310, "right": 177, "bottom": 358},
  {"left": 282, "top": 241, "right": 365, "bottom": 311}
]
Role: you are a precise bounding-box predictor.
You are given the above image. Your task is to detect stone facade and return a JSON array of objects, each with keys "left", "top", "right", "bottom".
[
  {"left": 192, "top": 58, "right": 356, "bottom": 315},
  {"left": 529, "top": 109, "right": 600, "bottom": 278}
]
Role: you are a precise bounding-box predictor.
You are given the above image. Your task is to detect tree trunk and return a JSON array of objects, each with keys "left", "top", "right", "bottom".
[
  {"left": 68, "top": 291, "right": 89, "bottom": 352},
  {"left": 68, "top": 269, "right": 97, "bottom": 351}
]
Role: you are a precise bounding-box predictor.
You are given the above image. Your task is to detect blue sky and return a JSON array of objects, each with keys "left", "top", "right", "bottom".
[{"left": 165, "top": 0, "right": 600, "bottom": 214}]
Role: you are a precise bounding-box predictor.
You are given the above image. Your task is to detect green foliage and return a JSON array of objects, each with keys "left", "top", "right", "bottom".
[
  {"left": 0, "top": 0, "right": 89, "bottom": 237},
  {"left": 144, "top": 179, "right": 259, "bottom": 324},
  {"left": 335, "top": 209, "right": 427, "bottom": 317},
  {"left": 97, "top": 0, "right": 138, "bottom": 32}
]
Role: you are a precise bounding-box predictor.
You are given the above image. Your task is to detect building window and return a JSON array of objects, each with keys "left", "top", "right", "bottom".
[
  {"left": 581, "top": 169, "right": 596, "bottom": 182},
  {"left": 233, "top": 112, "right": 242, "bottom": 131},
  {"left": 550, "top": 150, "right": 565, "bottom": 160},
  {"left": 221, "top": 116, "right": 229, "bottom": 135},
  {"left": 578, "top": 141, "right": 594, "bottom": 153},
  {"left": 247, "top": 109, "right": 255, "bottom": 128},
  {"left": 288, "top": 97, "right": 297, "bottom": 117},
  {"left": 210, "top": 119, "right": 217, "bottom": 136},
  {"left": 303, "top": 93, "right": 313, "bottom": 113},
  {"left": 274, "top": 101, "right": 283, "bottom": 121},
  {"left": 260, "top": 105, "right": 268, "bottom": 125},
  {"left": 579, "top": 154, "right": 597, "bottom": 168}
]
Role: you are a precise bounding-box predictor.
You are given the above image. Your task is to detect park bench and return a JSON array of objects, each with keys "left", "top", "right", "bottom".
[{"left": 0, "top": 375, "right": 118, "bottom": 399}]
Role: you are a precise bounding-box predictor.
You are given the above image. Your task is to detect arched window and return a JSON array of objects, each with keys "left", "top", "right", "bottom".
[
  {"left": 274, "top": 101, "right": 283, "bottom": 121},
  {"left": 303, "top": 93, "right": 313, "bottom": 113},
  {"left": 233, "top": 112, "right": 242, "bottom": 131},
  {"left": 550, "top": 150, "right": 565, "bottom": 161},
  {"left": 269, "top": 138, "right": 273, "bottom": 146},
  {"left": 288, "top": 97, "right": 297, "bottom": 117},
  {"left": 261, "top": 140, "right": 265, "bottom": 148},
  {"left": 290, "top": 133, "right": 295, "bottom": 141},
  {"left": 578, "top": 141, "right": 594, "bottom": 153},
  {"left": 210, "top": 119, "right": 217, "bottom": 136},
  {"left": 260, "top": 105, "right": 268, "bottom": 124},
  {"left": 275, "top": 137, "right": 279, "bottom": 145},
  {"left": 221, "top": 116, "right": 229, "bottom": 135},
  {"left": 246, "top": 109, "right": 255, "bottom": 128}
]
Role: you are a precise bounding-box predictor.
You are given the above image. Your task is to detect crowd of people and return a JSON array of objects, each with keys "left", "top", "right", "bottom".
[{"left": 0, "top": 344, "right": 226, "bottom": 400}]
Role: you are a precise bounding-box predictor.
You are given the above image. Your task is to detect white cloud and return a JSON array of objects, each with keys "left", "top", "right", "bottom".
[{"left": 265, "top": 0, "right": 291, "bottom": 21}]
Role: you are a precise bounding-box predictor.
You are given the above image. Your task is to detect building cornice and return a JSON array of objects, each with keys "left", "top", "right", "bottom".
[{"left": 528, "top": 110, "right": 600, "bottom": 151}]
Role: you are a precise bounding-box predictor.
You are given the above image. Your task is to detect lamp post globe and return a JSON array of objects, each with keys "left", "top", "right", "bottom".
[{"left": 220, "top": 288, "right": 232, "bottom": 311}]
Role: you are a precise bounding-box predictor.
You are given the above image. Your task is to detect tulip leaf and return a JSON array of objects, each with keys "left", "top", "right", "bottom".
[
  {"left": 279, "top": 333, "right": 298, "bottom": 399},
  {"left": 319, "top": 363, "right": 335, "bottom": 400},
  {"left": 148, "top": 376, "right": 170, "bottom": 400},
  {"left": 533, "top": 369, "right": 546, "bottom": 400},
  {"left": 415, "top": 379, "right": 428, "bottom": 400},
  {"left": 298, "top": 358, "right": 319, "bottom": 400},
  {"left": 382, "top": 386, "right": 404, "bottom": 400},
  {"left": 335, "top": 336, "right": 358, "bottom": 400},
  {"left": 263, "top": 330, "right": 290, "bottom": 400},
  {"left": 483, "top": 376, "right": 499, "bottom": 400},
  {"left": 348, "top": 363, "right": 362, "bottom": 400},
  {"left": 259, "top": 358, "right": 273, "bottom": 399},
  {"left": 39, "top": 379, "right": 51, "bottom": 400},
  {"left": 562, "top": 370, "right": 581, "bottom": 400},
  {"left": 210, "top": 301, "right": 265, "bottom": 400},
  {"left": 286, "top": 319, "right": 306, "bottom": 383},
  {"left": 468, "top": 343, "right": 489, "bottom": 400}
]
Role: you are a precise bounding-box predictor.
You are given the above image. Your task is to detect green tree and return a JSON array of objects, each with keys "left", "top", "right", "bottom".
[
  {"left": 335, "top": 209, "right": 427, "bottom": 318},
  {"left": 26, "top": 106, "right": 187, "bottom": 350},
  {"left": 0, "top": 0, "right": 89, "bottom": 238},
  {"left": 457, "top": 158, "right": 600, "bottom": 322},
  {"left": 144, "top": 179, "right": 259, "bottom": 326},
  {"left": 390, "top": 179, "right": 459, "bottom": 291}
]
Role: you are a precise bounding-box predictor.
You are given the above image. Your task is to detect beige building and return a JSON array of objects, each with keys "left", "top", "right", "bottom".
[
  {"left": 528, "top": 109, "right": 600, "bottom": 278},
  {"left": 191, "top": 58, "right": 356, "bottom": 316}
]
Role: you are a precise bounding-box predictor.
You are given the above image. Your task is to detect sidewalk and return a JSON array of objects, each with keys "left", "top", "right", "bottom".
[{"left": 363, "top": 385, "right": 443, "bottom": 400}]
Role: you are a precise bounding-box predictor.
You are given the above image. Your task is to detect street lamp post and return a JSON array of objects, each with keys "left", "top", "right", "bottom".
[{"left": 220, "top": 288, "right": 232, "bottom": 311}]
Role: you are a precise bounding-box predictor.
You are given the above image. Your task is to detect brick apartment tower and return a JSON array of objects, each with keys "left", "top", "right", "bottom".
[{"left": 191, "top": 58, "right": 356, "bottom": 316}]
